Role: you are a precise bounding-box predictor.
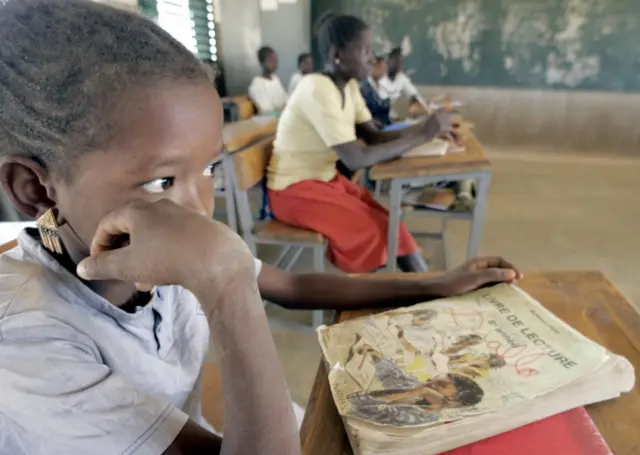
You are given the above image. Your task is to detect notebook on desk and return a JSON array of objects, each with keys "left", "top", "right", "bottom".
[{"left": 444, "top": 407, "right": 612, "bottom": 455}]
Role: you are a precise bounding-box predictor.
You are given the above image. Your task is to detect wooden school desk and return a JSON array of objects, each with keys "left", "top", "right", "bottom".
[
  {"left": 370, "top": 124, "right": 490, "bottom": 272},
  {"left": 301, "top": 271, "right": 640, "bottom": 455},
  {"left": 219, "top": 117, "right": 278, "bottom": 231}
]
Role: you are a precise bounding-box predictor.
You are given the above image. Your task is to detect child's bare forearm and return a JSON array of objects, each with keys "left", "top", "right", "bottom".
[
  {"left": 258, "top": 265, "right": 443, "bottom": 311},
  {"left": 195, "top": 272, "right": 301, "bottom": 455}
]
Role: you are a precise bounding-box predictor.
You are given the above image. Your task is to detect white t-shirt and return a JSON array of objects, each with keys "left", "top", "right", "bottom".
[
  {"left": 379, "top": 72, "right": 418, "bottom": 120},
  {"left": 378, "top": 72, "right": 419, "bottom": 100},
  {"left": 248, "top": 75, "right": 288, "bottom": 114},
  {"left": 288, "top": 72, "right": 303, "bottom": 94},
  {"left": 0, "top": 230, "right": 263, "bottom": 455}
]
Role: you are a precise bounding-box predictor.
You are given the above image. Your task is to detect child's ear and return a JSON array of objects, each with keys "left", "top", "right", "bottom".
[
  {"left": 0, "top": 156, "right": 57, "bottom": 220},
  {"left": 330, "top": 45, "right": 340, "bottom": 65}
]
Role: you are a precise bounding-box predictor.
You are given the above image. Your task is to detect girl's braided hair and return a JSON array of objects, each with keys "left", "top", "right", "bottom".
[{"left": 0, "top": 0, "right": 207, "bottom": 178}]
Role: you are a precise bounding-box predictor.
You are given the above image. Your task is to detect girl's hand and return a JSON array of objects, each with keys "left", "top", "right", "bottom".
[
  {"left": 432, "top": 257, "right": 523, "bottom": 298},
  {"left": 422, "top": 108, "right": 452, "bottom": 141},
  {"left": 77, "top": 199, "right": 255, "bottom": 293}
]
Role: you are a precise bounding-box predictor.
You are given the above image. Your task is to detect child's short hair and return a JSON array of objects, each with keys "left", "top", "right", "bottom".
[
  {"left": 314, "top": 13, "right": 368, "bottom": 65},
  {"left": 388, "top": 47, "right": 403, "bottom": 60},
  {"left": 297, "top": 52, "right": 312, "bottom": 67},
  {"left": 257, "top": 46, "right": 275, "bottom": 64},
  {"left": 0, "top": 0, "right": 207, "bottom": 178}
]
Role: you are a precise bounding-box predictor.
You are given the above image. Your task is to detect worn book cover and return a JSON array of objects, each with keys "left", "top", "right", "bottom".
[{"left": 318, "top": 284, "right": 609, "bottom": 429}]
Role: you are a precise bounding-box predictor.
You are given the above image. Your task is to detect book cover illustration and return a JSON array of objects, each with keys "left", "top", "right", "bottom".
[{"left": 318, "top": 284, "right": 609, "bottom": 429}]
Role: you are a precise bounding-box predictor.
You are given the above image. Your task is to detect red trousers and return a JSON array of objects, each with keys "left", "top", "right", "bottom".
[{"left": 268, "top": 174, "right": 419, "bottom": 273}]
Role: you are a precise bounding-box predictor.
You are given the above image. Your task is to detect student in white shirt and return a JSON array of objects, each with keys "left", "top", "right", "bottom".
[
  {"left": 248, "top": 46, "right": 288, "bottom": 115},
  {"left": 380, "top": 48, "right": 419, "bottom": 103},
  {"left": 384, "top": 47, "right": 475, "bottom": 206},
  {"left": 0, "top": 3, "right": 521, "bottom": 454},
  {"left": 288, "top": 52, "right": 314, "bottom": 94}
]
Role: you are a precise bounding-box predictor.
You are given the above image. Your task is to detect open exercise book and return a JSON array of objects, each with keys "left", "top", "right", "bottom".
[{"left": 317, "top": 284, "right": 635, "bottom": 455}]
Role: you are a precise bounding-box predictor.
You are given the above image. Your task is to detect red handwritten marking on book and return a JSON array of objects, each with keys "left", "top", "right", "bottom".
[
  {"left": 447, "top": 308, "right": 544, "bottom": 377},
  {"left": 485, "top": 340, "right": 544, "bottom": 377},
  {"left": 448, "top": 308, "right": 485, "bottom": 330}
]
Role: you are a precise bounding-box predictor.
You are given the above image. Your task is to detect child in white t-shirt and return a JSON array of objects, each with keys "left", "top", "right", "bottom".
[
  {"left": 0, "top": 3, "right": 521, "bottom": 454},
  {"left": 383, "top": 47, "right": 476, "bottom": 208},
  {"left": 379, "top": 47, "right": 420, "bottom": 119},
  {"left": 248, "top": 46, "right": 288, "bottom": 115},
  {"left": 288, "top": 52, "right": 314, "bottom": 94}
]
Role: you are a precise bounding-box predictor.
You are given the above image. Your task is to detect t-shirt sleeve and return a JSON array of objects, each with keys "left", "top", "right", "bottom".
[
  {"left": 353, "top": 84, "right": 373, "bottom": 125},
  {"left": 254, "top": 257, "right": 263, "bottom": 279},
  {"left": 275, "top": 77, "right": 289, "bottom": 108},
  {"left": 400, "top": 73, "right": 419, "bottom": 98},
  {"left": 0, "top": 326, "right": 188, "bottom": 455},
  {"left": 299, "top": 79, "right": 359, "bottom": 147},
  {"left": 288, "top": 74, "right": 300, "bottom": 94},
  {"left": 248, "top": 77, "right": 272, "bottom": 114}
]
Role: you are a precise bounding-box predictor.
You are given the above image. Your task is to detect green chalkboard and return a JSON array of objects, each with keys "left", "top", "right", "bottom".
[{"left": 311, "top": 0, "right": 640, "bottom": 92}]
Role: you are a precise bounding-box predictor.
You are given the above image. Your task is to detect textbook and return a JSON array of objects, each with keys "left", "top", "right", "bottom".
[
  {"left": 317, "top": 284, "right": 634, "bottom": 455},
  {"left": 403, "top": 188, "right": 457, "bottom": 211}
]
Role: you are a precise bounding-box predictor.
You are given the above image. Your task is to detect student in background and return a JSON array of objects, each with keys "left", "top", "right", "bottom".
[
  {"left": 380, "top": 47, "right": 422, "bottom": 120},
  {"left": 360, "top": 56, "right": 391, "bottom": 128},
  {"left": 384, "top": 48, "right": 475, "bottom": 208},
  {"left": 289, "top": 52, "right": 314, "bottom": 94},
  {"left": 382, "top": 47, "right": 419, "bottom": 102},
  {"left": 267, "top": 13, "right": 455, "bottom": 274},
  {"left": 248, "top": 46, "right": 288, "bottom": 115}
]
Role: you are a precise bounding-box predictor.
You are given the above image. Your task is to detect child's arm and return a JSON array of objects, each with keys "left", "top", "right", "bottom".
[
  {"left": 258, "top": 257, "right": 522, "bottom": 311},
  {"left": 79, "top": 201, "right": 300, "bottom": 455}
]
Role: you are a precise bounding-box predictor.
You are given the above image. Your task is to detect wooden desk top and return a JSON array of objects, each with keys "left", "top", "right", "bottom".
[
  {"left": 301, "top": 271, "right": 640, "bottom": 455},
  {"left": 369, "top": 125, "right": 490, "bottom": 181},
  {"left": 223, "top": 117, "right": 277, "bottom": 152}
]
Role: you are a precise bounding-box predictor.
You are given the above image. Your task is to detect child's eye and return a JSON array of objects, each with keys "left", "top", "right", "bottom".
[
  {"left": 203, "top": 161, "right": 221, "bottom": 177},
  {"left": 142, "top": 177, "right": 175, "bottom": 194}
]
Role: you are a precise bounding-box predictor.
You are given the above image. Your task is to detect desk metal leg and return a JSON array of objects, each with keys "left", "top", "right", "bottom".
[
  {"left": 312, "top": 244, "right": 325, "bottom": 328},
  {"left": 467, "top": 172, "right": 492, "bottom": 258},
  {"left": 386, "top": 179, "right": 403, "bottom": 272},
  {"left": 223, "top": 162, "right": 238, "bottom": 233}
]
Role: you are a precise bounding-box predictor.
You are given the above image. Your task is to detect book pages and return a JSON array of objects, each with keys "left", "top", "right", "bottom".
[
  {"left": 318, "top": 284, "right": 609, "bottom": 430},
  {"left": 403, "top": 139, "right": 448, "bottom": 158}
]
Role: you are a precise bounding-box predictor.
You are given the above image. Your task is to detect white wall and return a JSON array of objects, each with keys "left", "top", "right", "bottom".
[{"left": 218, "top": 0, "right": 310, "bottom": 96}]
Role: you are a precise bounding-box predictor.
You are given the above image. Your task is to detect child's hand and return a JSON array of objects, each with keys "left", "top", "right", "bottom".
[
  {"left": 77, "top": 199, "right": 255, "bottom": 293},
  {"left": 431, "top": 257, "right": 523, "bottom": 297},
  {"left": 422, "top": 108, "right": 452, "bottom": 140}
]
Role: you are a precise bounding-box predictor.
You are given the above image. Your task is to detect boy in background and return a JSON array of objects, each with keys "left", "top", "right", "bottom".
[
  {"left": 380, "top": 47, "right": 420, "bottom": 120},
  {"left": 289, "top": 52, "right": 314, "bottom": 94},
  {"left": 248, "top": 46, "right": 288, "bottom": 115}
]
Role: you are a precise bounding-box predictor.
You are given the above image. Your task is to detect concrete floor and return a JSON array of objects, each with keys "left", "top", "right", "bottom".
[{"left": 259, "top": 147, "right": 640, "bottom": 406}]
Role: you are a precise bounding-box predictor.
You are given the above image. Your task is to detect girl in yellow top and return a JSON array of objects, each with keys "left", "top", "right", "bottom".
[{"left": 267, "top": 13, "right": 451, "bottom": 273}]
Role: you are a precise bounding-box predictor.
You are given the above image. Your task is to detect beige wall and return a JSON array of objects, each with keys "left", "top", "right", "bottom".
[
  {"left": 416, "top": 86, "right": 640, "bottom": 156},
  {"left": 94, "top": 0, "right": 138, "bottom": 11}
]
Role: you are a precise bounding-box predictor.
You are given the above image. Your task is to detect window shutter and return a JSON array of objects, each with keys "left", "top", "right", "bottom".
[
  {"left": 190, "top": 0, "right": 217, "bottom": 62},
  {"left": 139, "top": 0, "right": 217, "bottom": 62}
]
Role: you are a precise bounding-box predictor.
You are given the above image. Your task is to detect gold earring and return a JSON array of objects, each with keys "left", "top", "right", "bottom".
[{"left": 37, "top": 208, "right": 63, "bottom": 254}]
